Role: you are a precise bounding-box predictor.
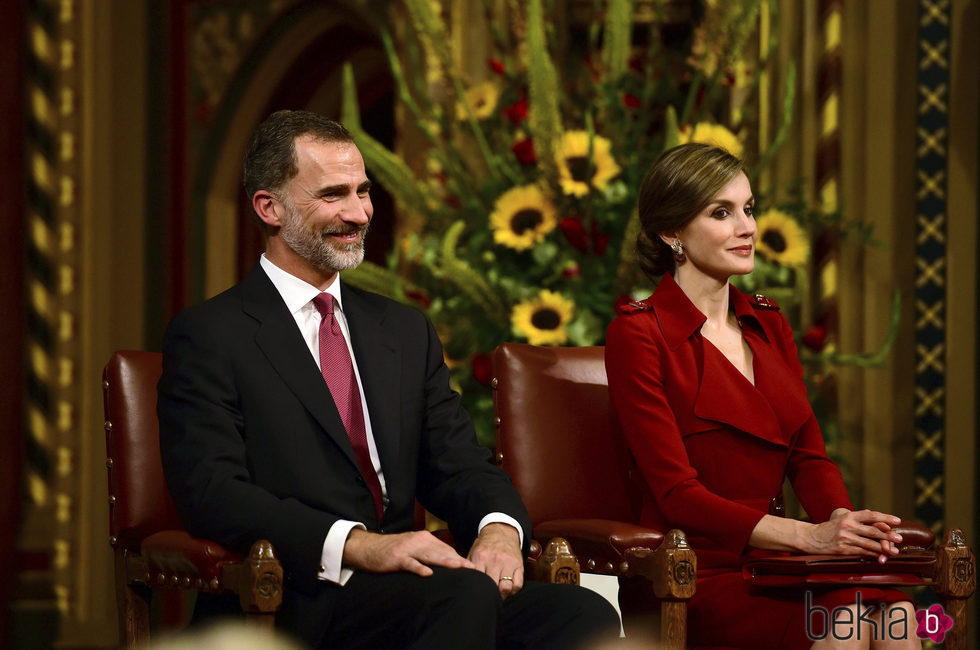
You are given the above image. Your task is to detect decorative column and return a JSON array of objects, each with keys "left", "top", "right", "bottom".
[
  {"left": 811, "top": 0, "right": 842, "bottom": 470},
  {"left": 21, "top": 0, "right": 82, "bottom": 636},
  {"left": 816, "top": 0, "right": 841, "bottom": 219},
  {"left": 912, "top": 0, "right": 950, "bottom": 535}
]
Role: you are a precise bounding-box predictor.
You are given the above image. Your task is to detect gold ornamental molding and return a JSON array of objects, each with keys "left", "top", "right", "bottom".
[{"left": 24, "top": 0, "right": 82, "bottom": 619}]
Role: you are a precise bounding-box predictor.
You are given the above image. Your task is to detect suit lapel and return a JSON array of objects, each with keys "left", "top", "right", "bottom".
[
  {"left": 240, "top": 266, "right": 361, "bottom": 470},
  {"left": 341, "top": 283, "right": 401, "bottom": 484}
]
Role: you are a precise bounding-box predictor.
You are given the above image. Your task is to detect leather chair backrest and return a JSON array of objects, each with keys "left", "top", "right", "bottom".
[
  {"left": 102, "top": 350, "right": 183, "bottom": 550},
  {"left": 492, "top": 343, "right": 638, "bottom": 526}
]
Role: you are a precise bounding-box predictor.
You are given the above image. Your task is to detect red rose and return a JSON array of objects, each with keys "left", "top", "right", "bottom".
[
  {"left": 405, "top": 290, "right": 431, "bottom": 309},
  {"left": 561, "top": 265, "right": 581, "bottom": 278},
  {"left": 591, "top": 226, "right": 609, "bottom": 255},
  {"left": 502, "top": 96, "right": 528, "bottom": 124},
  {"left": 511, "top": 137, "right": 537, "bottom": 165},
  {"left": 445, "top": 195, "right": 462, "bottom": 209},
  {"left": 622, "top": 93, "right": 641, "bottom": 109},
  {"left": 559, "top": 217, "right": 589, "bottom": 253},
  {"left": 801, "top": 325, "right": 828, "bottom": 352},
  {"left": 488, "top": 58, "right": 505, "bottom": 75},
  {"left": 471, "top": 353, "right": 493, "bottom": 386}
]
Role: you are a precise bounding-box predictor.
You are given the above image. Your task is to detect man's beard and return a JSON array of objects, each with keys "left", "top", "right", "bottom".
[{"left": 278, "top": 201, "right": 368, "bottom": 273}]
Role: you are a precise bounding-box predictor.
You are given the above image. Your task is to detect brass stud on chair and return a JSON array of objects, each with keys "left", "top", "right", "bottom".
[
  {"left": 104, "top": 420, "right": 112, "bottom": 433},
  {"left": 106, "top": 458, "right": 113, "bottom": 469},
  {"left": 586, "top": 559, "right": 596, "bottom": 571},
  {"left": 490, "top": 377, "right": 498, "bottom": 389},
  {"left": 108, "top": 495, "right": 116, "bottom": 504},
  {"left": 109, "top": 535, "right": 117, "bottom": 546},
  {"left": 494, "top": 416, "right": 502, "bottom": 426},
  {"left": 102, "top": 379, "right": 109, "bottom": 391}
]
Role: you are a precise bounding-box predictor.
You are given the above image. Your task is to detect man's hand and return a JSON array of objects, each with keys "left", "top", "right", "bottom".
[
  {"left": 343, "top": 529, "right": 475, "bottom": 577},
  {"left": 468, "top": 523, "right": 524, "bottom": 598}
]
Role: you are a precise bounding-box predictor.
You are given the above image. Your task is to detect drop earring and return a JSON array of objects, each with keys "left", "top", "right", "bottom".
[{"left": 670, "top": 240, "right": 685, "bottom": 259}]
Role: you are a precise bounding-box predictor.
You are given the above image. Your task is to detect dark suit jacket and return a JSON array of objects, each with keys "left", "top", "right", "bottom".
[
  {"left": 158, "top": 265, "right": 531, "bottom": 611},
  {"left": 605, "top": 272, "right": 852, "bottom": 573}
]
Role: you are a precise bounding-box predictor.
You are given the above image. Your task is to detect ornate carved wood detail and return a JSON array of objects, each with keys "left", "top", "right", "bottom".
[{"left": 529, "top": 537, "right": 581, "bottom": 586}]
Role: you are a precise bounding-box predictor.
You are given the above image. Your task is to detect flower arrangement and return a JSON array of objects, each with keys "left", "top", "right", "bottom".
[{"left": 340, "top": 0, "right": 894, "bottom": 446}]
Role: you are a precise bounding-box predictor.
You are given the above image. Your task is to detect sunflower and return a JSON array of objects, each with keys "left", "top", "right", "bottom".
[
  {"left": 555, "top": 131, "right": 622, "bottom": 197},
  {"left": 489, "top": 185, "right": 557, "bottom": 251},
  {"left": 754, "top": 209, "right": 809, "bottom": 267},
  {"left": 680, "top": 122, "right": 744, "bottom": 159},
  {"left": 457, "top": 80, "right": 500, "bottom": 120},
  {"left": 511, "top": 290, "right": 575, "bottom": 346}
]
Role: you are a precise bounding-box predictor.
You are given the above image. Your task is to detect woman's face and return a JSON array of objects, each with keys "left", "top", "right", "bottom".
[{"left": 664, "top": 171, "right": 757, "bottom": 282}]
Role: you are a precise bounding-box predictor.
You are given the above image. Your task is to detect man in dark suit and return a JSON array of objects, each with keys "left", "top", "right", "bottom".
[{"left": 158, "top": 110, "right": 619, "bottom": 648}]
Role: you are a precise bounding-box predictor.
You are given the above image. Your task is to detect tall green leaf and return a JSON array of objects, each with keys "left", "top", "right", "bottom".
[
  {"left": 341, "top": 64, "right": 429, "bottom": 218},
  {"left": 439, "top": 221, "right": 508, "bottom": 324},
  {"left": 663, "top": 104, "right": 681, "bottom": 151},
  {"left": 526, "top": 0, "right": 562, "bottom": 183},
  {"left": 601, "top": 0, "right": 633, "bottom": 83}
]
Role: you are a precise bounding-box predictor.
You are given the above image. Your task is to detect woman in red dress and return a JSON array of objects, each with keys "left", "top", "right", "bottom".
[{"left": 605, "top": 143, "right": 920, "bottom": 649}]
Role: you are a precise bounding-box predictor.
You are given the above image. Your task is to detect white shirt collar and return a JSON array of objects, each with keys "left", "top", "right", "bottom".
[{"left": 259, "top": 254, "right": 344, "bottom": 315}]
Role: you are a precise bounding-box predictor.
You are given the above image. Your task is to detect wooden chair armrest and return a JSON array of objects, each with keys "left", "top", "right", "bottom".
[
  {"left": 136, "top": 531, "right": 282, "bottom": 614},
  {"left": 534, "top": 518, "right": 666, "bottom": 574},
  {"left": 137, "top": 529, "right": 245, "bottom": 589}
]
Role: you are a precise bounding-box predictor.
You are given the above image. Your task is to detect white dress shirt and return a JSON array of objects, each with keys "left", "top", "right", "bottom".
[{"left": 259, "top": 255, "right": 521, "bottom": 585}]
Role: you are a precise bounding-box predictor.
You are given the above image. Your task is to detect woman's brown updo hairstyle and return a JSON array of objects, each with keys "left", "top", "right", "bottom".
[{"left": 636, "top": 143, "right": 746, "bottom": 279}]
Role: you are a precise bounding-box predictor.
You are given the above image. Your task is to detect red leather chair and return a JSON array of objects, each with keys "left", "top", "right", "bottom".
[
  {"left": 492, "top": 343, "right": 695, "bottom": 647},
  {"left": 102, "top": 349, "right": 579, "bottom": 646},
  {"left": 102, "top": 351, "right": 282, "bottom": 646},
  {"left": 491, "top": 342, "right": 976, "bottom": 649}
]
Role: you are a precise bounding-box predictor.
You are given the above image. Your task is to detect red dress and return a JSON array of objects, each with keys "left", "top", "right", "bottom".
[{"left": 605, "top": 273, "right": 908, "bottom": 649}]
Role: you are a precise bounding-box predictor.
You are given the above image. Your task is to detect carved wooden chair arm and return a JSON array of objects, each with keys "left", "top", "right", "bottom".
[
  {"left": 533, "top": 520, "right": 696, "bottom": 602},
  {"left": 533, "top": 518, "right": 666, "bottom": 575},
  {"left": 525, "top": 537, "right": 581, "bottom": 585},
  {"left": 132, "top": 532, "right": 282, "bottom": 615},
  {"left": 532, "top": 521, "right": 695, "bottom": 650}
]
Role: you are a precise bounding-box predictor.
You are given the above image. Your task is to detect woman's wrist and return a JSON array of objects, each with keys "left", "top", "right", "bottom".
[{"left": 792, "top": 518, "right": 816, "bottom": 554}]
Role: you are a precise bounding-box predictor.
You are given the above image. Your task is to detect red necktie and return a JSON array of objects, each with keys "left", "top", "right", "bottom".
[{"left": 313, "top": 293, "right": 384, "bottom": 523}]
